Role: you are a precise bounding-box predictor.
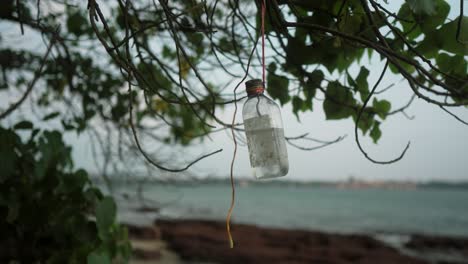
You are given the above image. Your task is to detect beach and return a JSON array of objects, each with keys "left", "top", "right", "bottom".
[{"left": 128, "top": 219, "right": 468, "bottom": 264}]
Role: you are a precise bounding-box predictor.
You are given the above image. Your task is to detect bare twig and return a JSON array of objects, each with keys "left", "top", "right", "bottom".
[
  {"left": 354, "top": 61, "right": 411, "bottom": 164},
  {"left": 127, "top": 81, "right": 222, "bottom": 172},
  {"left": 440, "top": 105, "right": 468, "bottom": 125},
  {"left": 0, "top": 37, "right": 55, "bottom": 119}
]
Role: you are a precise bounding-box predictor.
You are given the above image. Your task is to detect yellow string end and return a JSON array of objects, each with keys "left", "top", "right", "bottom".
[{"left": 226, "top": 191, "right": 235, "bottom": 248}]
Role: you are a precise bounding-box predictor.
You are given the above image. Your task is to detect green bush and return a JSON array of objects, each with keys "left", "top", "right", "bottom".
[{"left": 0, "top": 124, "right": 131, "bottom": 264}]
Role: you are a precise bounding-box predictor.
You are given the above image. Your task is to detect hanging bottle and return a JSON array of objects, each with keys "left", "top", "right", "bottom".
[{"left": 242, "top": 79, "right": 289, "bottom": 179}]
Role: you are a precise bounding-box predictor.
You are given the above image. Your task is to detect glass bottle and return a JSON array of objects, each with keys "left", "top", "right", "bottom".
[{"left": 242, "top": 79, "right": 289, "bottom": 179}]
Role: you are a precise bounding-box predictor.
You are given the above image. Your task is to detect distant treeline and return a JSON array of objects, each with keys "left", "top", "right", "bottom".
[{"left": 90, "top": 175, "right": 468, "bottom": 190}]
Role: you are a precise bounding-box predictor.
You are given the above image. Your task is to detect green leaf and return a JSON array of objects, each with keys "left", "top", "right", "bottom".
[
  {"left": 323, "top": 82, "right": 356, "bottom": 120},
  {"left": 370, "top": 121, "right": 382, "bottom": 143},
  {"left": 354, "top": 109, "right": 375, "bottom": 135},
  {"left": 419, "top": 0, "right": 450, "bottom": 33},
  {"left": 338, "top": 14, "right": 363, "bottom": 35},
  {"left": 6, "top": 204, "right": 19, "bottom": 223},
  {"left": 436, "top": 53, "right": 467, "bottom": 75},
  {"left": 43, "top": 112, "right": 61, "bottom": 121},
  {"left": 372, "top": 98, "right": 391, "bottom": 119},
  {"left": 417, "top": 19, "right": 468, "bottom": 57},
  {"left": 14, "top": 120, "right": 33, "bottom": 130},
  {"left": 292, "top": 96, "right": 307, "bottom": 121},
  {"left": 267, "top": 62, "right": 290, "bottom": 105},
  {"left": 398, "top": 3, "right": 423, "bottom": 40},
  {"left": 0, "top": 129, "right": 19, "bottom": 182},
  {"left": 302, "top": 70, "right": 323, "bottom": 110},
  {"left": 352, "top": 66, "right": 370, "bottom": 102},
  {"left": 308, "top": 70, "right": 324, "bottom": 88},
  {"left": 67, "top": 10, "right": 89, "bottom": 37},
  {"left": 96, "top": 196, "right": 117, "bottom": 239},
  {"left": 87, "top": 251, "right": 111, "bottom": 264},
  {"left": 406, "top": 0, "right": 436, "bottom": 15}
]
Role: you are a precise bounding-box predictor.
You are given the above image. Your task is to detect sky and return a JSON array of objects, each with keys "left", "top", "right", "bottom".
[{"left": 2, "top": 0, "right": 467, "bottom": 182}]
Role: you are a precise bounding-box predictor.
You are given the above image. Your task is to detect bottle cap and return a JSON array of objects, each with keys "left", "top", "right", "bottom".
[{"left": 245, "top": 79, "right": 265, "bottom": 96}]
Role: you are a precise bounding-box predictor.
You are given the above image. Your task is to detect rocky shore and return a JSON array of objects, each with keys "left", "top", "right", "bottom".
[{"left": 128, "top": 220, "right": 468, "bottom": 264}]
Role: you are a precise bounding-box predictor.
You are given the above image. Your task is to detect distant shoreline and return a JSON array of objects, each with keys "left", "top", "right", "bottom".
[{"left": 94, "top": 176, "right": 468, "bottom": 191}]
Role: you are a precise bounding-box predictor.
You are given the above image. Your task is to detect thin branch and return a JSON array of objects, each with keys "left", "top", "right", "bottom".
[
  {"left": 0, "top": 37, "right": 55, "bottom": 120},
  {"left": 286, "top": 135, "right": 347, "bottom": 151},
  {"left": 440, "top": 105, "right": 468, "bottom": 125},
  {"left": 354, "top": 61, "right": 411, "bottom": 164},
  {"left": 456, "top": 0, "right": 466, "bottom": 44},
  {"left": 16, "top": 0, "right": 24, "bottom": 35},
  {"left": 127, "top": 81, "right": 222, "bottom": 173}
]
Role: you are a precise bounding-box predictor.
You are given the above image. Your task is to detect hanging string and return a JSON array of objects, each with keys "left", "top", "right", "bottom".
[
  {"left": 226, "top": 0, "right": 267, "bottom": 249},
  {"left": 261, "top": 0, "right": 266, "bottom": 85}
]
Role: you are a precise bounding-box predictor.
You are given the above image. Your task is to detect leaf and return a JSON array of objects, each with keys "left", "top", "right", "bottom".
[
  {"left": 37, "top": 131, "right": 70, "bottom": 168},
  {"left": 308, "top": 70, "right": 324, "bottom": 88},
  {"left": 353, "top": 66, "right": 370, "bottom": 102},
  {"left": 14, "top": 120, "right": 33, "bottom": 130},
  {"left": 179, "top": 58, "right": 191, "bottom": 80},
  {"left": 354, "top": 109, "right": 375, "bottom": 135},
  {"left": 292, "top": 96, "right": 307, "bottom": 121},
  {"left": 302, "top": 70, "right": 323, "bottom": 110},
  {"left": 0, "top": 128, "right": 19, "bottom": 182},
  {"left": 87, "top": 252, "right": 111, "bottom": 264},
  {"left": 406, "top": 0, "right": 436, "bottom": 15},
  {"left": 398, "top": 3, "right": 423, "bottom": 40},
  {"left": 95, "top": 196, "right": 116, "bottom": 239},
  {"left": 162, "top": 45, "right": 175, "bottom": 59},
  {"left": 418, "top": 0, "right": 450, "bottom": 33},
  {"left": 372, "top": 98, "right": 391, "bottom": 119},
  {"left": 370, "top": 121, "right": 382, "bottom": 143},
  {"left": 436, "top": 53, "right": 467, "bottom": 75},
  {"left": 323, "top": 82, "right": 356, "bottom": 120},
  {"left": 338, "top": 14, "right": 363, "bottom": 35},
  {"left": 267, "top": 62, "right": 290, "bottom": 105},
  {"left": 6, "top": 204, "right": 19, "bottom": 223},
  {"left": 43, "top": 112, "right": 60, "bottom": 121},
  {"left": 416, "top": 19, "right": 468, "bottom": 57},
  {"left": 67, "top": 10, "right": 89, "bottom": 37}
]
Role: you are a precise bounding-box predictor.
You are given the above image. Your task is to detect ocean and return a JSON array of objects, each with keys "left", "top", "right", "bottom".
[{"left": 113, "top": 182, "right": 468, "bottom": 238}]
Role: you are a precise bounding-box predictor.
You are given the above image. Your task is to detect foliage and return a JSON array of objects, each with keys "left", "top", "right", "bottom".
[{"left": 0, "top": 125, "right": 131, "bottom": 263}]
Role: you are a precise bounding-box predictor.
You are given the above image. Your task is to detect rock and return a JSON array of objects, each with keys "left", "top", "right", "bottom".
[
  {"left": 126, "top": 224, "right": 161, "bottom": 240},
  {"left": 155, "top": 219, "right": 429, "bottom": 264},
  {"left": 406, "top": 234, "right": 468, "bottom": 253},
  {"left": 132, "top": 248, "right": 162, "bottom": 260}
]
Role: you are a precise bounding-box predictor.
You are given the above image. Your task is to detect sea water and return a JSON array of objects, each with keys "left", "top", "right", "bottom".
[{"left": 114, "top": 183, "right": 468, "bottom": 238}]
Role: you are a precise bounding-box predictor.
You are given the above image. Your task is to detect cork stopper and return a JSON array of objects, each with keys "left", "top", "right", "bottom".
[{"left": 245, "top": 79, "right": 265, "bottom": 96}]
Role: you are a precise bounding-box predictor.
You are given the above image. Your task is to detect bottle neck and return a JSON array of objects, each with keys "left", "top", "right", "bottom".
[{"left": 246, "top": 87, "right": 265, "bottom": 97}]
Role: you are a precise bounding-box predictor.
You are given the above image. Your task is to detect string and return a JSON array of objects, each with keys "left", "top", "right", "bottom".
[
  {"left": 226, "top": 0, "right": 266, "bottom": 248},
  {"left": 226, "top": 0, "right": 266, "bottom": 249},
  {"left": 261, "top": 0, "right": 266, "bottom": 85}
]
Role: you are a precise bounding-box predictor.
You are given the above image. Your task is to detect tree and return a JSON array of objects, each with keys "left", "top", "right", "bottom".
[{"left": 0, "top": 0, "right": 467, "bottom": 261}]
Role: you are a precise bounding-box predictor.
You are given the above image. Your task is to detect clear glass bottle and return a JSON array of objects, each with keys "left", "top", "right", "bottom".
[{"left": 242, "top": 79, "right": 289, "bottom": 179}]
